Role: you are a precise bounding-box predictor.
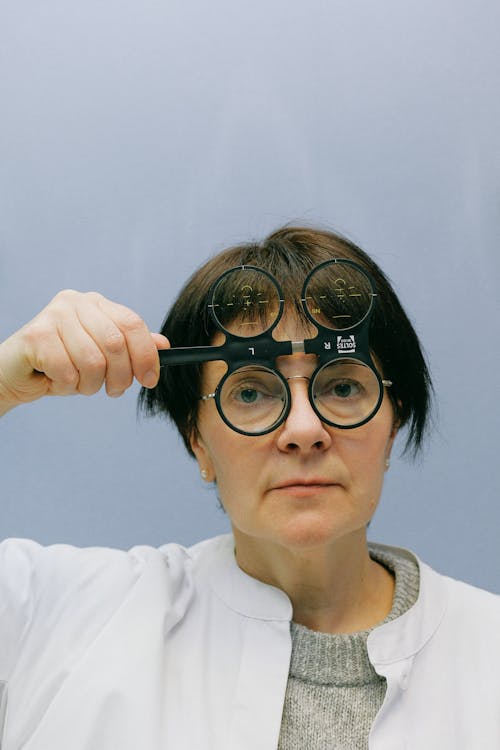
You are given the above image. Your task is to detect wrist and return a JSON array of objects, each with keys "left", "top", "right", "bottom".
[
  {"left": 0, "top": 401, "right": 16, "bottom": 417},
  {"left": 0, "top": 379, "right": 20, "bottom": 416}
]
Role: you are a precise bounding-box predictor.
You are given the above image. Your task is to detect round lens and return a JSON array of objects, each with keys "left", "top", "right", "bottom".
[
  {"left": 311, "top": 359, "right": 382, "bottom": 427},
  {"left": 303, "top": 261, "right": 374, "bottom": 331},
  {"left": 218, "top": 366, "right": 288, "bottom": 434},
  {"left": 210, "top": 267, "right": 282, "bottom": 338}
]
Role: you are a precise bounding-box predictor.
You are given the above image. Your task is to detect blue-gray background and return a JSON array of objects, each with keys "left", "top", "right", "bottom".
[{"left": 1, "top": 1, "right": 499, "bottom": 592}]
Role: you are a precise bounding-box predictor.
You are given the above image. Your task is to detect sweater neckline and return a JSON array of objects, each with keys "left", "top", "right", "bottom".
[{"left": 288, "top": 545, "right": 420, "bottom": 686}]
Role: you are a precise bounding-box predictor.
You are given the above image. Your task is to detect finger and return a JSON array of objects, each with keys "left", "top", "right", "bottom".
[
  {"left": 72, "top": 299, "right": 134, "bottom": 397},
  {"left": 96, "top": 296, "right": 163, "bottom": 388},
  {"left": 152, "top": 333, "right": 170, "bottom": 350},
  {"left": 22, "top": 322, "right": 80, "bottom": 397},
  {"left": 58, "top": 311, "right": 109, "bottom": 396}
]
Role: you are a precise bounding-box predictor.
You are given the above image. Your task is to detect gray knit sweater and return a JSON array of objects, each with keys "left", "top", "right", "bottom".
[{"left": 277, "top": 545, "right": 420, "bottom": 750}]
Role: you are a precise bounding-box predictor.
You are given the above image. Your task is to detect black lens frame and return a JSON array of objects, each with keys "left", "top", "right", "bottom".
[
  {"left": 214, "top": 364, "right": 291, "bottom": 437},
  {"left": 159, "top": 260, "right": 385, "bottom": 435}
]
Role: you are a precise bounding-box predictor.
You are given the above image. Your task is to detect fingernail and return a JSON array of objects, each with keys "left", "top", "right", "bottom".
[
  {"left": 143, "top": 370, "right": 158, "bottom": 388},
  {"left": 109, "top": 390, "right": 125, "bottom": 398}
]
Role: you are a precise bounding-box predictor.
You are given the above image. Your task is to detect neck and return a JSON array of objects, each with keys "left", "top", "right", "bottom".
[{"left": 233, "top": 529, "right": 395, "bottom": 634}]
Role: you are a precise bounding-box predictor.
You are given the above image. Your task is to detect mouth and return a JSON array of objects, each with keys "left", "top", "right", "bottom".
[{"left": 270, "top": 478, "right": 341, "bottom": 493}]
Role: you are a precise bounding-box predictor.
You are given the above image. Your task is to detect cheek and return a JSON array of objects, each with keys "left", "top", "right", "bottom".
[
  {"left": 199, "top": 428, "right": 274, "bottom": 518},
  {"left": 339, "top": 420, "right": 394, "bottom": 493},
  {"left": 341, "top": 420, "right": 392, "bottom": 462},
  {"left": 197, "top": 416, "right": 252, "bottom": 483}
]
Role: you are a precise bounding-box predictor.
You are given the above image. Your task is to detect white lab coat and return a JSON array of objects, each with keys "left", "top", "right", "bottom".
[{"left": 0, "top": 534, "right": 499, "bottom": 749}]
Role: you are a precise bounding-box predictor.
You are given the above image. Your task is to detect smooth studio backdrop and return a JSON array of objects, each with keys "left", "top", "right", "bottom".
[{"left": 1, "top": 0, "right": 499, "bottom": 592}]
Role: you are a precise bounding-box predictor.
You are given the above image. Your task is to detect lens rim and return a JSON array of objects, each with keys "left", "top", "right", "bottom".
[
  {"left": 208, "top": 265, "right": 285, "bottom": 340},
  {"left": 308, "top": 357, "right": 384, "bottom": 429},
  {"left": 301, "top": 258, "right": 376, "bottom": 332},
  {"left": 213, "top": 365, "right": 291, "bottom": 436}
]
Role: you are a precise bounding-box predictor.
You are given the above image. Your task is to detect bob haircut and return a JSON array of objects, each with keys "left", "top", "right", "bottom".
[{"left": 138, "top": 226, "right": 432, "bottom": 457}]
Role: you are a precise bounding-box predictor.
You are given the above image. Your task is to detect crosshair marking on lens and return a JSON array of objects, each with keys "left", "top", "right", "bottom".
[
  {"left": 210, "top": 267, "right": 282, "bottom": 337},
  {"left": 303, "top": 262, "right": 374, "bottom": 331}
]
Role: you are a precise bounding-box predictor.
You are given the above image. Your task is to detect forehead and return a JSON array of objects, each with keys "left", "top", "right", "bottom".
[
  {"left": 272, "top": 310, "right": 316, "bottom": 341},
  {"left": 211, "top": 308, "right": 316, "bottom": 343}
]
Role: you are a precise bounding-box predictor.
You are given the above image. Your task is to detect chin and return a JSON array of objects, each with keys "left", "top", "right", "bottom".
[{"left": 275, "top": 515, "right": 356, "bottom": 551}]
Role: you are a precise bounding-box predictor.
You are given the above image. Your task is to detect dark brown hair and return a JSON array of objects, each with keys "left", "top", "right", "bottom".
[{"left": 138, "top": 226, "right": 432, "bottom": 456}]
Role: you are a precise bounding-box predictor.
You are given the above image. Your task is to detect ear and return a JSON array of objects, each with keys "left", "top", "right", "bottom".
[
  {"left": 387, "top": 394, "right": 402, "bottom": 445},
  {"left": 384, "top": 418, "right": 400, "bottom": 467},
  {"left": 390, "top": 417, "right": 400, "bottom": 440},
  {"left": 189, "top": 428, "right": 215, "bottom": 483}
]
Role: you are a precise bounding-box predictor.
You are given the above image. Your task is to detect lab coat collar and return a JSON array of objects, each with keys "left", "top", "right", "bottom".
[
  {"left": 367, "top": 542, "right": 448, "bottom": 665},
  {"left": 204, "top": 535, "right": 447, "bottom": 662},
  {"left": 205, "top": 535, "right": 293, "bottom": 621}
]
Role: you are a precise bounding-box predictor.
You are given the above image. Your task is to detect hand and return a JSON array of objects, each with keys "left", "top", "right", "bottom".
[{"left": 0, "top": 290, "right": 170, "bottom": 414}]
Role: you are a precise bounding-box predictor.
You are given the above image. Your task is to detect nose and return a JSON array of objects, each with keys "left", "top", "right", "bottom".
[{"left": 275, "top": 376, "right": 333, "bottom": 453}]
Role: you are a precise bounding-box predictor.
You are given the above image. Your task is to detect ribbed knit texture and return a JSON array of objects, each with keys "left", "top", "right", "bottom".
[{"left": 277, "top": 545, "right": 420, "bottom": 750}]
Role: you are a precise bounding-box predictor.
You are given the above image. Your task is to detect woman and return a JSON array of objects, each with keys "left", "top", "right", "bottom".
[{"left": 0, "top": 226, "right": 498, "bottom": 749}]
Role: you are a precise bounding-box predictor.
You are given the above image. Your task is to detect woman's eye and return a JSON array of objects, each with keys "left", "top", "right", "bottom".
[
  {"left": 325, "top": 379, "right": 362, "bottom": 399},
  {"left": 232, "top": 382, "right": 272, "bottom": 404},
  {"left": 231, "top": 381, "right": 283, "bottom": 405},
  {"left": 237, "top": 387, "right": 261, "bottom": 404}
]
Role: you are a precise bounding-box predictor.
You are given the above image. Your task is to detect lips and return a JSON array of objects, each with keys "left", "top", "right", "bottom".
[{"left": 271, "top": 478, "right": 339, "bottom": 490}]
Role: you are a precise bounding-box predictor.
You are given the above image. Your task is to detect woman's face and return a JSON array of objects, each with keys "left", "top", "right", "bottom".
[{"left": 190, "top": 319, "right": 398, "bottom": 554}]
